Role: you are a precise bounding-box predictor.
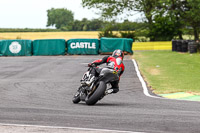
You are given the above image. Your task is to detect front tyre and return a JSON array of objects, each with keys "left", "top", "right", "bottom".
[
  {"left": 72, "top": 87, "right": 81, "bottom": 104},
  {"left": 85, "top": 81, "right": 106, "bottom": 105}
]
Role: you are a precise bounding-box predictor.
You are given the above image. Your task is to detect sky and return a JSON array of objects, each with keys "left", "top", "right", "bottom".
[{"left": 0, "top": 0, "right": 141, "bottom": 29}]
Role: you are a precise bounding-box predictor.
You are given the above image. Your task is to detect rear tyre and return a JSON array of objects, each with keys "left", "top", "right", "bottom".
[
  {"left": 72, "top": 87, "right": 81, "bottom": 104},
  {"left": 85, "top": 81, "right": 106, "bottom": 105}
]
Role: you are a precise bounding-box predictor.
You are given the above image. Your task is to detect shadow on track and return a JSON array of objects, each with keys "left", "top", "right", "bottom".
[{"left": 74, "top": 102, "right": 135, "bottom": 107}]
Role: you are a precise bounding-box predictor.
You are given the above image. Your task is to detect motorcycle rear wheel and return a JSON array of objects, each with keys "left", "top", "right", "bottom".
[{"left": 85, "top": 81, "right": 106, "bottom": 105}]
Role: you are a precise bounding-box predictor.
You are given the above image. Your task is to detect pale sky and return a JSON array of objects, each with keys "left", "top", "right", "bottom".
[{"left": 0, "top": 0, "right": 141, "bottom": 29}]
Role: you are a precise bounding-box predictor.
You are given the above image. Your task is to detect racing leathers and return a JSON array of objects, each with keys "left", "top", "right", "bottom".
[{"left": 88, "top": 55, "right": 125, "bottom": 94}]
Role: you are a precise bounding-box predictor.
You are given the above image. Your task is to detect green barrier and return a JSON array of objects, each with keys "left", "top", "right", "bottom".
[
  {"left": 0, "top": 40, "right": 32, "bottom": 56},
  {"left": 100, "top": 37, "right": 133, "bottom": 54},
  {"left": 33, "top": 39, "right": 66, "bottom": 56},
  {"left": 0, "top": 40, "right": 2, "bottom": 56},
  {"left": 67, "top": 39, "right": 99, "bottom": 55}
]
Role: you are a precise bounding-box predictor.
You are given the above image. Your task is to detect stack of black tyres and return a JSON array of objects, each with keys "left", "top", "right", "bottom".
[
  {"left": 188, "top": 41, "right": 197, "bottom": 54},
  {"left": 172, "top": 40, "right": 177, "bottom": 51},
  {"left": 181, "top": 40, "right": 188, "bottom": 52},
  {"left": 172, "top": 40, "right": 198, "bottom": 53},
  {"left": 176, "top": 40, "right": 182, "bottom": 52}
]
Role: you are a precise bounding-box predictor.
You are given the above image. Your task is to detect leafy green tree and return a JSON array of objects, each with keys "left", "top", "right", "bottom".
[
  {"left": 155, "top": 0, "right": 185, "bottom": 40},
  {"left": 82, "top": 0, "right": 134, "bottom": 17},
  {"left": 98, "top": 23, "right": 118, "bottom": 38},
  {"left": 159, "top": 0, "right": 200, "bottom": 40},
  {"left": 72, "top": 20, "right": 82, "bottom": 31},
  {"left": 82, "top": 0, "right": 200, "bottom": 41},
  {"left": 82, "top": 0, "right": 161, "bottom": 40},
  {"left": 148, "top": 14, "right": 178, "bottom": 41},
  {"left": 72, "top": 18, "right": 104, "bottom": 31},
  {"left": 144, "top": 0, "right": 184, "bottom": 41},
  {"left": 119, "top": 20, "right": 135, "bottom": 31},
  {"left": 184, "top": 0, "right": 200, "bottom": 40},
  {"left": 88, "top": 19, "right": 104, "bottom": 31},
  {"left": 47, "top": 8, "right": 74, "bottom": 30},
  {"left": 81, "top": 18, "right": 90, "bottom": 31}
]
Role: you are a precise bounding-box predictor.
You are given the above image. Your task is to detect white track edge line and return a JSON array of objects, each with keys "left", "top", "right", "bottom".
[
  {"left": 132, "top": 59, "right": 165, "bottom": 99},
  {"left": 132, "top": 59, "right": 200, "bottom": 103},
  {"left": 0, "top": 123, "right": 143, "bottom": 133}
]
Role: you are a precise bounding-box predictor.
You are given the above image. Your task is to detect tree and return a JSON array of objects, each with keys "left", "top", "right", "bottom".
[
  {"left": 72, "top": 20, "right": 82, "bottom": 31},
  {"left": 82, "top": 0, "right": 162, "bottom": 40},
  {"left": 88, "top": 19, "right": 104, "bottom": 31},
  {"left": 81, "top": 18, "right": 90, "bottom": 31},
  {"left": 161, "top": 0, "right": 200, "bottom": 40},
  {"left": 47, "top": 8, "right": 74, "bottom": 30},
  {"left": 82, "top": 0, "right": 135, "bottom": 18},
  {"left": 72, "top": 18, "right": 105, "bottom": 31},
  {"left": 184, "top": 0, "right": 200, "bottom": 41},
  {"left": 144, "top": 0, "right": 186, "bottom": 41},
  {"left": 148, "top": 14, "right": 178, "bottom": 41},
  {"left": 169, "top": 0, "right": 186, "bottom": 39},
  {"left": 154, "top": 0, "right": 185, "bottom": 40},
  {"left": 82, "top": 0, "right": 200, "bottom": 41}
]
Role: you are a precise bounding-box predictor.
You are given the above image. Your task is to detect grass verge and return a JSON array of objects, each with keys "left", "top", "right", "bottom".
[{"left": 133, "top": 51, "right": 200, "bottom": 94}]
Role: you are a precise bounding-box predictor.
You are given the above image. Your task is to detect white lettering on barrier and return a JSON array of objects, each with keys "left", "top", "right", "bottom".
[
  {"left": 70, "top": 42, "right": 96, "bottom": 49},
  {"left": 71, "top": 43, "right": 76, "bottom": 49}
]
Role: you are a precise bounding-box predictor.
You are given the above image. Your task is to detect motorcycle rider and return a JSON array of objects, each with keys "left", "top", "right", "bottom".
[{"left": 87, "top": 49, "right": 125, "bottom": 94}]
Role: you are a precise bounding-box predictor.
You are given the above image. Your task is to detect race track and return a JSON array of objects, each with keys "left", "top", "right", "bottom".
[{"left": 0, "top": 55, "right": 200, "bottom": 133}]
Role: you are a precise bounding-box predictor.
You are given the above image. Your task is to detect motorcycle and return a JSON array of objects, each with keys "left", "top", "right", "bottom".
[{"left": 72, "top": 65, "right": 119, "bottom": 105}]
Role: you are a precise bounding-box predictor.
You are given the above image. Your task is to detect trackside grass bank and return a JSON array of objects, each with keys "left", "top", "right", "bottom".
[{"left": 133, "top": 51, "right": 200, "bottom": 95}]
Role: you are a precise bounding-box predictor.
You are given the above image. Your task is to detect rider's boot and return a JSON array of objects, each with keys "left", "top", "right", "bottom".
[
  {"left": 105, "top": 87, "right": 119, "bottom": 94},
  {"left": 105, "top": 80, "right": 119, "bottom": 94}
]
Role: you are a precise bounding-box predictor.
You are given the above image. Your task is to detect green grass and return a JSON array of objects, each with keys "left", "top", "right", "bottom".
[{"left": 133, "top": 51, "right": 200, "bottom": 94}]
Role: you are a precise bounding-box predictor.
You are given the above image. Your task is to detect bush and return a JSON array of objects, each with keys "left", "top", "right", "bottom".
[
  {"left": 98, "top": 26, "right": 119, "bottom": 38},
  {"left": 119, "top": 31, "right": 135, "bottom": 40}
]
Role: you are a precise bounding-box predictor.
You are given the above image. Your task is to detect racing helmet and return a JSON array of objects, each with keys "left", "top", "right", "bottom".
[{"left": 112, "top": 49, "right": 124, "bottom": 59}]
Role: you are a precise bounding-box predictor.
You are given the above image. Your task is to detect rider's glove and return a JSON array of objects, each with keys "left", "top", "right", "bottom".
[
  {"left": 88, "top": 63, "right": 96, "bottom": 67},
  {"left": 88, "top": 63, "right": 92, "bottom": 67}
]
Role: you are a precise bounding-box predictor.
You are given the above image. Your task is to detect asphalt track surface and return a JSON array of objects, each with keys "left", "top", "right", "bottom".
[{"left": 0, "top": 55, "right": 200, "bottom": 133}]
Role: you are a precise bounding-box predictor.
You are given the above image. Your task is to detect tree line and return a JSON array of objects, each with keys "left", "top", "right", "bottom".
[
  {"left": 46, "top": 8, "right": 142, "bottom": 31},
  {"left": 2, "top": 0, "right": 199, "bottom": 41},
  {"left": 82, "top": 0, "right": 200, "bottom": 41},
  {"left": 46, "top": 8, "right": 145, "bottom": 40}
]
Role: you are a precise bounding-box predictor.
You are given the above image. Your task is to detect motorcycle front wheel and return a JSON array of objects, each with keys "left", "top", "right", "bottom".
[
  {"left": 85, "top": 81, "right": 106, "bottom": 105},
  {"left": 72, "top": 86, "right": 81, "bottom": 104}
]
